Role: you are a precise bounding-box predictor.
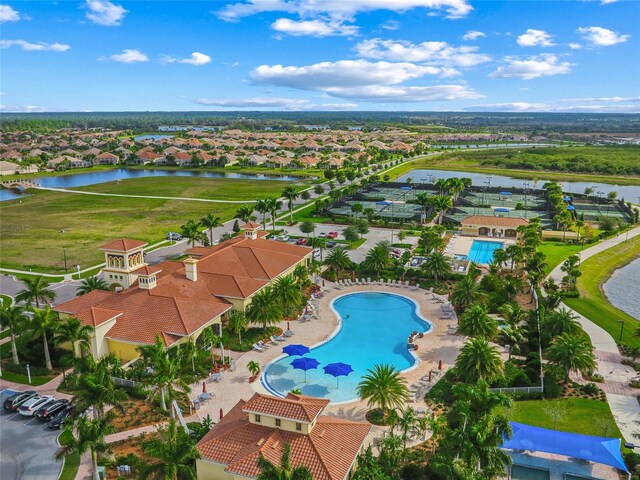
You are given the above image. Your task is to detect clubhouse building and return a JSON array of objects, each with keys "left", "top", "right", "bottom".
[
  {"left": 54, "top": 223, "right": 312, "bottom": 362},
  {"left": 196, "top": 393, "right": 371, "bottom": 480}
]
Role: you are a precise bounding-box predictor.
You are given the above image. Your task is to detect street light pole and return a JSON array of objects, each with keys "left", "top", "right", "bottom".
[
  {"left": 63, "top": 247, "right": 68, "bottom": 272},
  {"left": 617, "top": 320, "right": 624, "bottom": 343}
]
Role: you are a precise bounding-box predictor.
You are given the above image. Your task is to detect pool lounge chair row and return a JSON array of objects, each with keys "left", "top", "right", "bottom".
[{"left": 252, "top": 331, "right": 294, "bottom": 352}]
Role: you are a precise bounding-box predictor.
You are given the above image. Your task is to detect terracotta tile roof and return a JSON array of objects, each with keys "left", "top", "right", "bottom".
[
  {"left": 241, "top": 221, "right": 262, "bottom": 229},
  {"left": 242, "top": 393, "right": 330, "bottom": 423},
  {"left": 461, "top": 215, "right": 530, "bottom": 228},
  {"left": 100, "top": 238, "right": 147, "bottom": 252},
  {"left": 132, "top": 265, "right": 162, "bottom": 276},
  {"left": 76, "top": 306, "right": 122, "bottom": 327},
  {"left": 197, "top": 395, "right": 370, "bottom": 480}
]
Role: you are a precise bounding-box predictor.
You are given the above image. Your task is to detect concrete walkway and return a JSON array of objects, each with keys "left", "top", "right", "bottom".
[{"left": 547, "top": 225, "right": 640, "bottom": 443}]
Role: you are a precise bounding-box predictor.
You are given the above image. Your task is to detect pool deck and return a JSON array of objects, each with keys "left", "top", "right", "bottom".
[
  {"left": 187, "top": 282, "right": 465, "bottom": 448},
  {"left": 447, "top": 235, "right": 516, "bottom": 259}
]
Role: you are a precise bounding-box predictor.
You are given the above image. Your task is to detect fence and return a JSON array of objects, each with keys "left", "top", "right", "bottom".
[
  {"left": 489, "top": 386, "right": 544, "bottom": 394},
  {"left": 111, "top": 376, "right": 147, "bottom": 389}
]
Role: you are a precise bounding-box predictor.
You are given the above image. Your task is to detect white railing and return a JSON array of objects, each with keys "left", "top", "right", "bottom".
[
  {"left": 489, "top": 386, "right": 543, "bottom": 394},
  {"left": 111, "top": 376, "right": 147, "bottom": 389}
]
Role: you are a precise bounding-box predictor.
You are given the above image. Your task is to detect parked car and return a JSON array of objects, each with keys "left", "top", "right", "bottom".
[
  {"left": 296, "top": 238, "right": 308, "bottom": 245},
  {"left": 48, "top": 406, "right": 74, "bottom": 430},
  {"left": 312, "top": 248, "right": 321, "bottom": 258},
  {"left": 327, "top": 241, "right": 337, "bottom": 248},
  {"left": 19, "top": 395, "right": 55, "bottom": 417},
  {"left": 327, "top": 231, "right": 339, "bottom": 239},
  {"left": 3, "top": 390, "right": 37, "bottom": 411},
  {"left": 318, "top": 232, "right": 327, "bottom": 238},
  {"left": 276, "top": 235, "right": 290, "bottom": 242},
  {"left": 35, "top": 399, "right": 70, "bottom": 422},
  {"left": 392, "top": 248, "right": 402, "bottom": 255},
  {"left": 166, "top": 232, "right": 182, "bottom": 241}
]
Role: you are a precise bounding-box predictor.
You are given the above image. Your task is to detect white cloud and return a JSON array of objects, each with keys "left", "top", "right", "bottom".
[
  {"left": 600, "top": 0, "right": 618, "bottom": 4},
  {"left": 85, "top": 0, "right": 127, "bottom": 26},
  {"left": 517, "top": 29, "right": 555, "bottom": 47},
  {"left": 217, "top": 0, "right": 473, "bottom": 22},
  {"left": 355, "top": 38, "right": 490, "bottom": 67},
  {"left": 0, "top": 4, "right": 20, "bottom": 23},
  {"left": 0, "top": 39, "right": 70, "bottom": 52},
  {"left": 577, "top": 26, "right": 629, "bottom": 46},
  {"left": 251, "top": 60, "right": 449, "bottom": 90},
  {"left": 163, "top": 52, "right": 212, "bottom": 66},
  {"left": 462, "top": 30, "right": 485, "bottom": 41},
  {"left": 108, "top": 49, "right": 148, "bottom": 63},
  {"left": 271, "top": 18, "right": 357, "bottom": 36},
  {"left": 569, "top": 43, "right": 582, "bottom": 50},
  {"left": 489, "top": 54, "right": 573, "bottom": 80},
  {"left": 381, "top": 20, "right": 400, "bottom": 30},
  {"left": 195, "top": 97, "right": 358, "bottom": 110},
  {"left": 324, "top": 84, "right": 483, "bottom": 102},
  {"left": 466, "top": 98, "right": 640, "bottom": 113}
]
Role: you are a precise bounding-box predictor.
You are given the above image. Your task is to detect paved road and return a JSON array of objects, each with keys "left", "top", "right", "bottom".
[
  {"left": 0, "top": 389, "right": 63, "bottom": 480},
  {"left": 0, "top": 275, "right": 81, "bottom": 306}
]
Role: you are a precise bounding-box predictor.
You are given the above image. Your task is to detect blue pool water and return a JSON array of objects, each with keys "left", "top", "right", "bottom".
[
  {"left": 262, "top": 292, "right": 432, "bottom": 403},
  {"left": 466, "top": 240, "right": 504, "bottom": 264}
]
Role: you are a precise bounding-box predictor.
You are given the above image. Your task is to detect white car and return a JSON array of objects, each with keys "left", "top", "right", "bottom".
[
  {"left": 313, "top": 248, "right": 321, "bottom": 258},
  {"left": 19, "top": 395, "right": 55, "bottom": 417}
]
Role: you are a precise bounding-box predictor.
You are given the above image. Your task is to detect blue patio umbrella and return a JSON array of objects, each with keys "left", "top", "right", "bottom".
[
  {"left": 291, "top": 357, "right": 320, "bottom": 382},
  {"left": 282, "top": 344, "right": 310, "bottom": 357},
  {"left": 323, "top": 362, "right": 354, "bottom": 388},
  {"left": 563, "top": 196, "right": 572, "bottom": 202},
  {"left": 567, "top": 205, "right": 576, "bottom": 211}
]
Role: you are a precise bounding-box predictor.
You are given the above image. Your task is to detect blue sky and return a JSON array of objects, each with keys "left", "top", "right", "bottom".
[{"left": 1, "top": 0, "right": 638, "bottom": 112}]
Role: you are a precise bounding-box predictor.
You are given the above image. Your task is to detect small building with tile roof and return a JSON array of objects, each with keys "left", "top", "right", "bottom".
[
  {"left": 196, "top": 393, "right": 371, "bottom": 480},
  {"left": 460, "top": 214, "right": 529, "bottom": 238}
]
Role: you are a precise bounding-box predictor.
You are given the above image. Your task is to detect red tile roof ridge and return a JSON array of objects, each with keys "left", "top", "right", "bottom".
[{"left": 100, "top": 238, "right": 147, "bottom": 252}]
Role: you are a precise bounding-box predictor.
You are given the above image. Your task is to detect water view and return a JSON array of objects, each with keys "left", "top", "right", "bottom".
[
  {"left": 399, "top": 169, "right": 640, "bottom": 200},
  {"left": 603, "top": 258, "right": 640, "bottom": 320}
]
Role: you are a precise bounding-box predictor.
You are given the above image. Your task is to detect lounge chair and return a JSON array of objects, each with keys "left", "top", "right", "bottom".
[
  {"left": 403, "top": 280, "right": 410, "bottom": 288},
  {"left": 257, "top": 340, "right": 271, "bottom": 349},
  {"left": 366, "top": 277, "right": 371, "bottom": 284},
  {"left": 441, "top": 312, "right": 454, "bottom": 319},
  {"left": 411, "top": 283, "right": 420, "bottom": 291},
  {"left": 252, "top": 343, "right": 265, "bottom": 352},
  {"left": 271, "top": 335, "right": 286, "bottom": 342}
]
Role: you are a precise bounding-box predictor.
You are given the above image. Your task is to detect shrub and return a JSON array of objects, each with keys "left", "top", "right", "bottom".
[
  {"left": 543, "top": 369, "right": 563, "bottom": 399},
  {"left": 401, "top": 463, "right": 426, "bottom": 480},
  {"left": 581, "top": 383, "right": 600, "bottom": 396}
]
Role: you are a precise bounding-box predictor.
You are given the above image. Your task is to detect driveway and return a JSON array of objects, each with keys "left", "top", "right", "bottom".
[{"left": 0, "top": 389, "right": 63, "bottom": 480}]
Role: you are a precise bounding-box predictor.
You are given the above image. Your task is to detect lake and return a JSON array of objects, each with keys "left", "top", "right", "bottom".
[
  {"left": 398, "top": 169, "right": 640, "bottom": 199},
  {"left": 0, "top": 168, "right": 303, "bottom": 202},
  {"left": 134, "top": 134, "right": 174, "bottom": 141},
  {"left": 603, "top": 258, "right": 640, "bottom": 320}
]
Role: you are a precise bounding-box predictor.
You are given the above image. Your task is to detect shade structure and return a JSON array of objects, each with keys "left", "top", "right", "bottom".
[
  {"left": 494, "top": 207, "right": 510, "bottom": 213},
  {"left": 499, "top": 191, "right": 512, "bottom": 196},
  {"left": 501, "top": 422, "right": 628, "bottom": 472},
  {"left": 376, "top": 201, "right": 391, "bottom": 206},
  {"left": 323, "top": 362, "right": 354, "bottom": 387},
  {"left": 399, "top": 186, "right": 413, "bottom": 191},
  {"left": 283, "top": 344, "right": 310, "bottom": 356},
  {"left": 567, "top": 205, "right": 576, "bottom": 211},
  {"left": 291, "top": 357, "right": 320, "bottom": 382}
]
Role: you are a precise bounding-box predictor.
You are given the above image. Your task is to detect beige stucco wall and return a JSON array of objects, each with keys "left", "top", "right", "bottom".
[
  {"left": 106, "top": 338, "right": 141, "bottom": 362},
  {"left": 247, "top": 411, "right": 310, "bottom": 434},
  {"left": 541, "top": 230, "right": 579, "bottom": 241},
  {"left": 196, "top": 460, "right": 239, "bottom": 480}
]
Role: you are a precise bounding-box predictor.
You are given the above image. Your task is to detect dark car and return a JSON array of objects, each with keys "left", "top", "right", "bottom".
[
  {"left": 3, "top": 390, "right": 37, "bottom": 412},
  {"left": 48, "top": 406, "right": 73, "bottom": 429},
  {"left": 35, "top": 399, "right": 70, "bottom": 422},
  {"left": 327, "top": 241, "right": 337, "bottom": 248}
]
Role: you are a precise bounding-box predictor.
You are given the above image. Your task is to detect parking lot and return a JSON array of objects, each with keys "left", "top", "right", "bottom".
[{"left": 0, "top": 389, "right": 64, "bottom": 480}]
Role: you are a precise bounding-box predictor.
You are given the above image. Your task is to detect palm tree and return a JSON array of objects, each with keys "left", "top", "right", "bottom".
[
  {"left": 457, "top": 304, "right": 499, "bottom": 339},
  {"left": 227, "top": 310, "right": 249, "bottom": 343},
  {"left": 246, "top": 287, "right": 282, "bottom": 328},
  {"left": 138, "top": 335, "right": 192, "bottom": 415},
  {"left": 544, "top": 308, "right": 581, "bottom": 338},
  {"left": 73, "top": 354, "right": 127, "bottom": 419},
  {"left": 29, "top": 305, "right": 58, "bottom": 370},
  {"left": 266, "top": 197, "right": 283, "bottom": 231},
  {"left": 415, "top": 192, "right": 431, "bottom": 224},
  {"left": 180, "top": 219, "right": 205, "bottom": 248},
  {"left": 247, "top": 360, "right": 261, "bottom": 378},
  {"left": 450, "top": 276, "right": 486, "bottom": 313},
  {"left": 235, "top": 204, "right": 255, "bottom": 223},
  {"left": 200, "top": 327, "right": 220, "bottom": 366},
  {"left": 281, "top": 186, "right": 299, "bottom": 224},
  {"left": 55, "top": 413, "right": 116, "bottom": 480},
  {"left": 257, "top": 442, "right": 313, "bottom": 480},
  {"left": 56, "top": 316, "right": 93, "bottom": 358},
  {"left": 454, "top": 337, "right": 504, "bottom": 383},
  {"left": 357, "top": 364, "right": 408, "bottom": 417},
  {"left": 77, "top": 276, "right": 109, "bottom": 295},
  {"left": 422, "top": 251, "right": 450, "bottom": 284},
  {"left": 492, "top": 248, "right": 509, "bottom": 273},
  {"left": 255, "top": 199, "right": 270, "bottom": 229},
  {"left": 429, "top": 195, "right": 453, "bottom": 225},
  {"left": 499, "top": 302, "right": 527, "bottom": 327},
  {"left": 362, "top": 242, "right": 393, "bottom": 276},
  {"left": 0, "top": 304, "right": 28, "bottom": 365},
  {"left": 16, "top": 275, "right": 55, "bottom": 309},
  {"left": 200, "top": 214, "right": 222, "bottom": 246},
  {"left": 324, "top": 247, "right": 352, "bottom": 274},
  {"left": 142, "top": 419, "right": 201, "bottom": 480},
  {"left": 505, "top": 244, "right": 524, "bottom": 271},
  {"left": 546, "top": 333, "right": 596, "bottom": 381}
]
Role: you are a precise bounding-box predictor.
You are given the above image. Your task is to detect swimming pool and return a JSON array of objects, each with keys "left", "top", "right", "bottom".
[
  {"left": 467, "top": 240, "right": 505, "bottom": 264},
  {"left": 261, "top": 292, "right": 432, "bottom": 403}
]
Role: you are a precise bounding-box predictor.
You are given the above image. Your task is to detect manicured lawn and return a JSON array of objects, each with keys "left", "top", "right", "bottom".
[
  {"left": 499, "top": 397, "right": 624, "bottom": 439},
  {"left": 74, "top": 176, "right": 308, "bottom": 199},
  {"left": 538, "top": 242, "right": 584, "bottom": 274},
  {"left": 58, "top": 429, "right": 80, "bottom": 480},
  {"left": 565, "top": 235, "right": 640, "bottom": 348},
  {"left": 292, "top": 202, "right": 332, "bottom": 224},
  {"left": 0, "top": 368, "right": 57, "bottom": 386},
  {"left": 1, "top": 294, "right": 13, "bottom": 307},
  {"left": 0, "top": 189, "right": 243, "bottom": 272}
]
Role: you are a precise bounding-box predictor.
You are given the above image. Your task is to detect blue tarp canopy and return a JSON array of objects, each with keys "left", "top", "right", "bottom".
[
  {"left": 501, "top": 422, "right": 628, "bottom": 472},
  {"left": 499, "top": 191, "right": 513, "bottom": 195},
  {"left": 567, "top": 205, "right": 576, "bottom": 211},
  {"left": 564, "top": 196, "right": 572, "bottom": 201},
  {"left": 400, "top": 186, "right": 413, "bottom": 191},
  {"left": 494, "top": 207, "right": 510, "bottom": 213}
]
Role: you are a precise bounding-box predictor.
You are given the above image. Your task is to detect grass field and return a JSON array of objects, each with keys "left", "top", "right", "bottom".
[
  {"left": 394, "top": 147, "right": 640, "bottom": 186},
  {"left": 565, "top": 235, "right": 640, "bottom": 348},
  {"left": 58, "top": 429, "right": 80, "bottom": 480},
  {"left": 538, "top": 242, "right": 584, "bottom": 274},
  {"left": 0, "top": 189, "right": 246, "bottom": 272},
  {"left": 74, "top": 175, "right": 308, "bottom": 199},
  {"left": 499, "top": 398, "right": 624, "bottom": 439}
]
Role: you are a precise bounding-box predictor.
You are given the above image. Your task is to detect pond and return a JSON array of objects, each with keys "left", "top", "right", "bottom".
[
  {"left": 0, "top": 168, "right": 303, "bottom": 201},
  {"left": 133, "top": 134, "right": 174, "bottom": 141},
  {"left": 261, "top": 292, "right": 432, "bottom": 403},
  {"left": 398, "top": 169, "right": 640, "bottom": 200},
  {"left": 603, "top": 258, "right": 640, "bottom": 320}
]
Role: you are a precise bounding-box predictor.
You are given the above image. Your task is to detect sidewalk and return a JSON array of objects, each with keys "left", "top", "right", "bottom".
[{"left": 546, "top": 225, "right": 640, "bottom": 443}]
